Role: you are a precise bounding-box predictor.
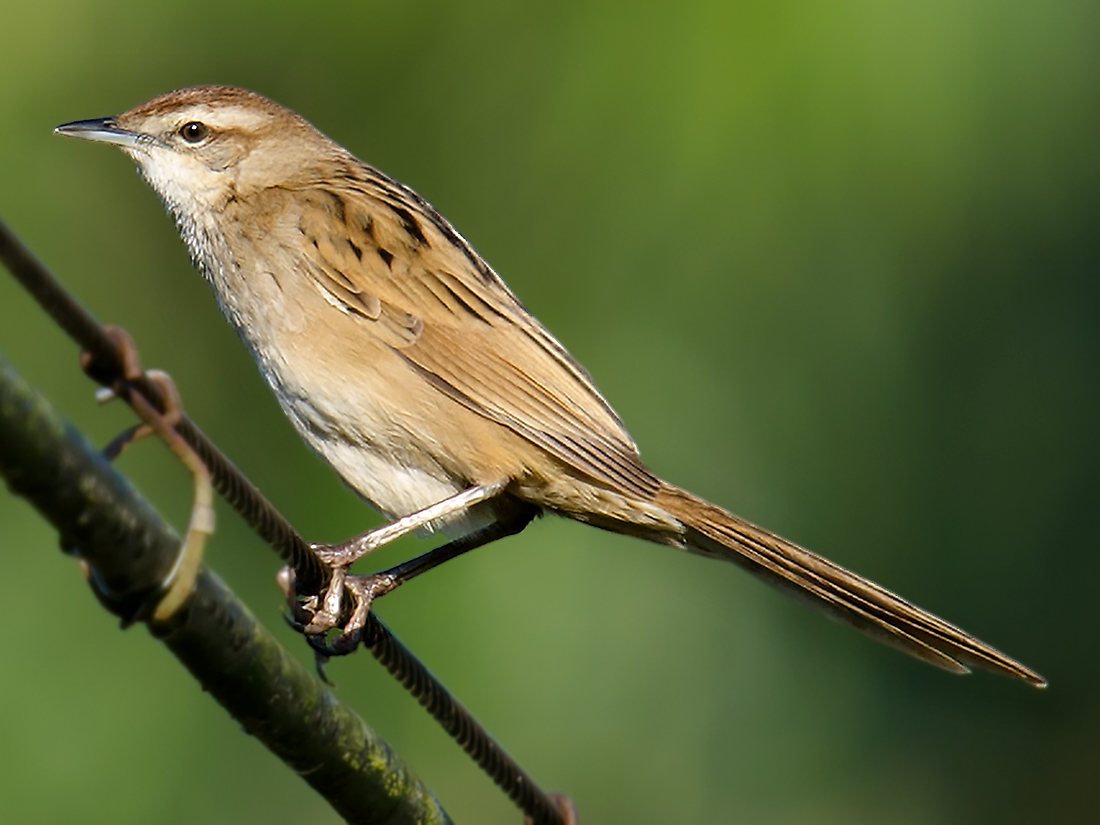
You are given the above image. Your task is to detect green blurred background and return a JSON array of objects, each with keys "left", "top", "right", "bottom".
[{"left": 1, "top": 1, "right": 1094, "bottom": 822}]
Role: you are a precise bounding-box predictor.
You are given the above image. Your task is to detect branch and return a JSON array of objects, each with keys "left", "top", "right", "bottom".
[{"left": 0, "top": 351, "right": 453, "bottom": 825}]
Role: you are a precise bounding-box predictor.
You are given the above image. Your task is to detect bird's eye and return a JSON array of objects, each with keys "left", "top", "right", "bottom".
[{"left": 179, "top": 121, "right": 209, "bottom": 143}]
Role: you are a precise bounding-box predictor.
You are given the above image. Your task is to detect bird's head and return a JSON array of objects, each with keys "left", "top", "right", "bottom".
[{"left": 56, "top": 86, "right": 342, "bottom": 214}]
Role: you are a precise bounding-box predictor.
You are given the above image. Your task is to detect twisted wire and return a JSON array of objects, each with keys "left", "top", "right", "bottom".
[{"left": 366, "top": 619, "right": 561, "bottom": 825}]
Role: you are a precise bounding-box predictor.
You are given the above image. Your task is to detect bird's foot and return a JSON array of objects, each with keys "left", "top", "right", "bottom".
[{"left": 279, "top": 564, "right": 401, "bottom": 682}]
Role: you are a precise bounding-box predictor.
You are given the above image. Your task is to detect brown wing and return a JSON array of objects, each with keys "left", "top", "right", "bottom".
[{"left": 291, "top": 170, "right": 660, "bottom": 500}]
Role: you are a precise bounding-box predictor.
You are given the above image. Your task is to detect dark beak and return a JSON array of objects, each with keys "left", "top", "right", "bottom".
[{"left": 55, "top": 118, "right": 150, "bottom": 150}]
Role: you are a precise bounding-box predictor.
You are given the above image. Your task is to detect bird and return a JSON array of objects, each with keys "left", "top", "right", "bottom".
[{"left": 56, "top": 85, "right": 1044, "bottom": 686}]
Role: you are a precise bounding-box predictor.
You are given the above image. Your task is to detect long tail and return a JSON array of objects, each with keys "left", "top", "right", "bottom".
[{"left": 650, "top": 483, "right": 1045, "bottom": 686}]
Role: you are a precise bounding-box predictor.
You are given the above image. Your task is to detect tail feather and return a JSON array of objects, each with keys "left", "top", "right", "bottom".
[{"left": 654, "top": 484, "right": 1045, "bottom": 687}]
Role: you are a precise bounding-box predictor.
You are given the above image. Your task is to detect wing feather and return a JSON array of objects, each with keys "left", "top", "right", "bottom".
[{"left": 291, "top": 175, "right": 659, "bottom": 499}]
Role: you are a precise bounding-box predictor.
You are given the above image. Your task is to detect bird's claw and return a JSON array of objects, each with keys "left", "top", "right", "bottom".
[
  {"left": 305, "top": 627, "right": 364, "bottom": 658},
  {"left": 278, "top": 564, "right": 388, "bottom": 663}
]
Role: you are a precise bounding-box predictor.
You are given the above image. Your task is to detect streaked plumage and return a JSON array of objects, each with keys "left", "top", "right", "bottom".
[{"left": 57, "top": 86, "right": 1045, "bottom": 686}]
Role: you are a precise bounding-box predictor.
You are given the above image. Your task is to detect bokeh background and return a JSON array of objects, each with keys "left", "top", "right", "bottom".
[{"left": 1, "top": 1, "right": 1095, "bottom": 823}]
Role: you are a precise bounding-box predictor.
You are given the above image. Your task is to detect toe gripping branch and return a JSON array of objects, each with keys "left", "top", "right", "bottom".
[
  {"left": 79, "top": 325, "right": 214, "bottom": 624},
  {"left": 283, "top": 487, "right": 539, "bottom": 664}
]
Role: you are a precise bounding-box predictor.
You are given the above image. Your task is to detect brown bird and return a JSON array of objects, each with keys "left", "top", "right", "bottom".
[{"left": 57, "top": 86, "right": 1044, "bottom": 686}]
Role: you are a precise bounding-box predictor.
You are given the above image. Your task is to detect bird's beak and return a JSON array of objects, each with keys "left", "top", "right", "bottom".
[{"left": 55, "top": 118, "right": 152, "bottom": 150}]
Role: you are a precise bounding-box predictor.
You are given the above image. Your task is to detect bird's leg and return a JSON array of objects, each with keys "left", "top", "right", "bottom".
[
  {"left": 295, "top": 481, "right": 509, "bottom": 633},
  {"left": 311, "top": 481, "right": 509, "bottom": 568},
  {"left": 288, "top": 491, "right": 536, "bottom": 657},
  {"left": 80, "top": 326, "right": 214, "bottom": 623}
]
